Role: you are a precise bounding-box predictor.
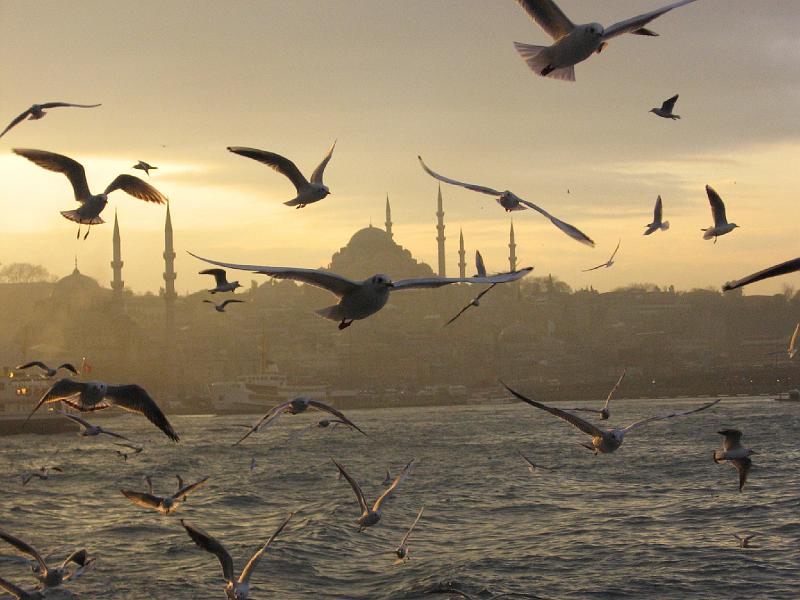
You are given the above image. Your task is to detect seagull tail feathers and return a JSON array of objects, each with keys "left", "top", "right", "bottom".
[
  {"left": 315, "top": 304, "right": 344, "bottom": 322},
  {"left": 513, "top": 42, "right": 575, "bottom": 82},
  {"left": 60, "top": 210, "right": 104, "bottom": 225},
  {"left": 661, "top": 221, "right": 670, "bottom": 231}
]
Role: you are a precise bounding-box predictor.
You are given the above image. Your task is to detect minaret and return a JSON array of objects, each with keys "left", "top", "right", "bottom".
[
  {"left": 436, "top": 185, "right": 446, "bottom": 277},
  {"left": 385, "top": 194, "right": 393, "bottom": 238},
  {"left": 458, "top": 228, "right": 466, "bottom": 278},
  {"left": 509, "top": 220, "right": 517, "bottom": 272},
  {"left": 163, "top": 203, "right": 177, "bottom": 395},
  {"left": 110, "top": 211, "right": 124, "bottom": 299},
  {"left": 163, "top": 203, "right": 177, "bottom": 302}
]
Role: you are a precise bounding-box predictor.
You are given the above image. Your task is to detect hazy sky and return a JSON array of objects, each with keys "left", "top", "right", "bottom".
[{"left": 1, "top": 1, "right": 799, "bottom": 294}]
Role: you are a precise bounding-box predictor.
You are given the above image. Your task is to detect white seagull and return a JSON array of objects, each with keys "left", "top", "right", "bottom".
[
  {"left": 189, "top": 252, "right": 532, "bottom": 330},
  {"left": 204, "top": 299, "right": 244, "bottom": 313},
  {"left": 132, "top": 160, "right": 157, "bottom": 176},
  {"left": 394, "top": 507, "right": 425, "bottom": 562},
  {"left": 13, "top": 149, "right": 167, "bottom": 239},
  {"left": 513, "top": 0, "right": 699, "bottom": 82},
  {"left": 26, "top": 378, "right": 179, "bottom": 442},
  {"left": 121, "top": 476, "right": 208, "bottom": 515},
  {"left": 732, "top": 533, "right": 759, "bottom": 548},
  {"left": 0, "top": 102, "right": 101, "bottom": 139},
  {"left": 501, "top": 381, "right": 719, "bottom": 454},
  {"left": 583, "top": 239, "right": 620, "bottom": 272},
  {"left": 419, "top": 156, "right": 594, "bottom": 246},
  {"left": 650, "top": 94, "right": 681, "bottom": 119},
  {"left": 234, "top": 397, "right": 368, "bottom": 445},
  {"left": 181, "top": 513, "right": 293, "bottom": 600},
  {"left": 644, "top": 196, "right": 670, "bottom": 235},
  {"left": 0, "top": 529, "right": 94, "bottom": 591},
  {"left": 722, "top": 257, "right": 800, "bottom": 292},
  {"left": 713, "top": 429, "right": 755, "bottom": 492},
  {"left": 16, "top": 361, "right": 77, "bottom": 378},
  {"left": 227, "top": 141, "right": 336, "bottom": 208},
  {"left": 702, "top": 185, "right": 738, "bottom": 242},
  {"left": 200, "top": 268, "right": 242, "bottom": 293},
  {"left": 333, "top": 459, "right": 415, "bottom": 531},
  {"left": 60, "top": 411, "right": 133, "bottom": 442},
  {"left": 568, "top": 369, "right": 626, "bottom": 420}
]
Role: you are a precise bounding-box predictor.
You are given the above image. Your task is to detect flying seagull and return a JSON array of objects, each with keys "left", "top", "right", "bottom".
[
  {"left": 713, "top": 429, "right": 755, "bottom": 492},
  {"left": 702, "top": 185, "right": 738, "bottom": 242},
  {"left": 732, "top": 533, "right": 759, "bottom": 548},
  {"left": 517, "top": 450, "right": 553, "bottom": 474},
  {"left": 112, "top": 442, "right": 143, "bottom": 461},
  {"left": 234, "top": 397, "right": 368, "bottom": 445},
  {"left": 0, "top": 102, "right": 101, "bottom": 139},
  {"left": 227, "top": 141, "right": 336, "bottom": 208},
  {"left": 418, "top": 156, "right": 594, "bottom": 246},
  {"left": 0, "top": 529, "right": 94, "bottom": 591},
  {"left": 132, "top": 160, "right": 157, "bottom": 176},
  {"left": 445, "top": 251, "right": 502, "bottom": 326},
  {"left": 644, "top": 196, "right": 670, "bottom": 235},
  {"left": 26, "top": 379, "right": 179, "bottom": 442},
  {"left": 13, "top": 149, "right": 167, "bottom": 239},
  {"left": 181, "top": 513, "right": 293, "bottom": 600},
  {"left": 60, "top": 411, "right": 133, "bottom": 441},
  {"left": 189, "top": 252, "right": 532, "bottom": 330},
  {"left": 722, "top": 257, "right": 800, "bottom": 292},
  {"left": 583, "top": 239, "right": 620, "bottom": 272},
  {"left": 200, "top": 268, "right": 241, "bottom": 293},
  {"left": 650, "top": 94, "right": 681, "bottom": 119},
  {"left": 568, "top": 369, "right": 626, "bottom": 420},
  {"left": 394, "top": 507, "right": 424, "bottom": 562},
  {"left": 121, "top": 475, "right": 208, "bottom": 515},
  {"left": 20, "top": 466, "right": 63, "bottom": 486},
  {"left": 788, "top": 323, "right": 799, "bottom": 359},
  {"left": 16, "top": 361, "right": 77, "bottom": 378},
  {"left": 333, "top": 458, "right": 415, "bottom": 531},
  {"left": 501, "top": 381, "right": 719, "bottom": 454},
  {"left": 203, "top": 299, "right": 244, "bottom": 313},
  {"left": 512, "top": 0, "right": 699, "bottom": 81}
]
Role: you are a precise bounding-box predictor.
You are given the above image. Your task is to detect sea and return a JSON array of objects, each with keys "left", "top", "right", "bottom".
[{"left": 0, "top": 396, "right": 798, "bottom": 599}]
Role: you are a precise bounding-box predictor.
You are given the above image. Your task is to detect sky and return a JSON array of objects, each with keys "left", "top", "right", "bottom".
[{"left": 0, "top": 0, "right": 799, "bottom": 295}]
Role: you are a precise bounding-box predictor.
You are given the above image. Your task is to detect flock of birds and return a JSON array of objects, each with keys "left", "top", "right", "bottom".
[{"left": 0, "top": 1, "right": 793, "bottom": 598}]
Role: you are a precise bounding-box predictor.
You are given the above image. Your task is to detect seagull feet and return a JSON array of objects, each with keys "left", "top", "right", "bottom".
[
  {"left": 541, "top": 65, "right": 555, "bottom": 76},
  {"left": 83, "top": 226, "right": 91, "bottom": 240},
  {"left": 338, "top": 319, "right": 353, "bottom": 330},
  {"left": 76, "top": 226, "right": 81, "bottom": 239}
]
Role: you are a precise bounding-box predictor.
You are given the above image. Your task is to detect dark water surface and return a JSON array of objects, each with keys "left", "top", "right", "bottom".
[{"left": 1, "top": 397, "right": 798, "bottom": 599}]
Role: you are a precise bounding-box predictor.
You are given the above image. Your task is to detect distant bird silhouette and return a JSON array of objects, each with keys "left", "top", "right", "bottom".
[
  {"left": 204, "top": 299, "right": 244, "bottom": 313},
  {"left": 650, "top": 94, "right": 681, "bottom": 119},
  {"left": 722, "top": 257, "right": 800, "bottom": 292},
  {"left": 568, "top": 369, "right": 626, "bottom": 420},
  {"left": 132, "top": 160, "right": 157, "bottom": 176},
  {"left": 714, "top": 429, "right": 755, "bottom": 492},
  {"left": 644, "top": 196, "right": 669, "bottom": 235},
  {"left": 702, "top": 185, "right": 738, "bottom": 242},
  {"left": 395, "top": 507, "right": 424, "bottom": 562},
  {"left": 16, "top": 361, "right": 77, "bottom": 378},
  {"left": 20, "top": 466, "right": 63, "bottom": 486},
  {"left": 200, "top": 268, "right": 241, "bottom": 293},
  {"left": 112, "top": 442, "right": 143, "bottom": 461},
  {"left": 732, "top": 533, "right": 759, "bottom": 548},
  {"left": 583, "top": 239, "right": 620, "bottom": 272},
  {"left": 0, "top": 102, "right": 101, "bottom": 139},
  {"left": 517, "top": 450, "right": 554, "bottom": 474}
]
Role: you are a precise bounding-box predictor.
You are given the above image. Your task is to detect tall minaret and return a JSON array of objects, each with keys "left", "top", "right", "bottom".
[
  {"left": 385, "top": 194, "right": 393, "bottom": 238},
  {"left": 163, "top": 203, "right": 177, "bottom": 302},
  {"left": 110, "top": 211, "right": 124, "bottom": 299},
  {"left": 508, "top": 220, "right": 517, "bottom": 272},
  {"left": 436, "top": 185, "right": 446, "bottom": 277},
  {"left": 458, "top": 228, "right": 466, "bottom": 278},
  {"left": 163, "top": 203, "right": 177, "bottom": 395}
]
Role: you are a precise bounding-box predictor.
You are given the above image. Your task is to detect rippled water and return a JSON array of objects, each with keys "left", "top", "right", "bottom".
[{"left": 1, "top": 397, "right": 798, "bottom": 599}]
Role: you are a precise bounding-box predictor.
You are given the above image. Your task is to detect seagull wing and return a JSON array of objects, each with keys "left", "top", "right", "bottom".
[
  {"left": 789, "top": 323, "right": 800, "bottom": 355},
  {"left": 238, "top": 512, "right": 293, "bottom": 585},
  {"left": 603, "top": 369, "right": 626, "bottom": 409},
  {"left": 0, "top": 530, "right": 47, "bottom": 573},
  {"left": 171, "top": 476, "right": 209, "bottom": 501},
  {"left": 515, "top": 0, "right": 575, "bottom": 40},
  {"left": 180, "top": 521, "right": 235, "bottom": 584},
  {"left": 227, "top": 146, "right": 309, "bottom": 191},
  {"left": 97, "top": 426, "right": 133, "bottom": 441},
  {"left": 706, "top": 185, "right": 728, "bottom": 227},
  {"left": 732, "top": 457, "right": 751, "bottom": 491},
  {"left": 444, "top": 302, "right": 475, "bottom": 327},
  {"left": 661, "top": 95, "right": 679, "bottom": 113},
  {"left": 0, "top": 575, "right": 33, "bottom": 600},
  {"left": 310, "top": 140, "right": 336, "bottom": 185},
  {"left": 233, "top": 403, "right": 290, "bottom": 445},
  {"left": 417, "top": 156, "right": 503, "bottom": 197},
  {"left": 0, "top": 108, "right": 33, "bottom": 139},
  {"left": 199, "top": 268, "right": 228, "bottom": 286},
  {"left": 393, "top": 268, "right": 532, "bottom": 291},
  {"left": 16, "top": 361, "right": 49, "bottom": 372},
  {"left": 103, "top": 174, "right": 167, "bottom": 204},
  {"left": 120, "top": 489, "right": 163, "bottom": 511},
  {"left": 582, "top": 263, "right": 605, "bottom": 272},
  {"left": 306, "top": 400, "right": 369, "bottom": 437},
  {"left": 475, "top": 250, "right": 487, "bottom": 277},
  {"left": 58, "top": 363, "right": 79, "bottom": 375},
  {"left": 26, "top": 379, "right": 85, "bottom": 422},
  {"left": 622, "top": 398, "right": 720, "bottom": 433},
  {"left": 500, "top": 381, "right": 605, "bottom": 438},
  {"left": 332, "top": 459, "right": 369, "bottom": 514},
  {"left": 373, "top": 458, "right": 415, "bottom": 512},
  {"left": 722, "top": 257, "right": 800, "bottom": 292},
  {"left": 104, "top": 384, "right": 179, "bottom": 442},
  {"left": 220, "top": 299, "right": 244, "bottom": 309},
  {"left": 608, "top": 239, "right": 621, "bottom": 262},
  {"left": 601, "top": 0, "right": 699, "bottom": 41},
  {"left": 39, "top": 102, "right": 102, "bottom": 109},
  {"left": 516, "top": 198, "right": 595, "bottom": 247},
  {"left": 653, "top": 195, "right": 663, "bottom": 223},
  {"left": 398, "top": 507, "right": 425, "bottom": 547},
  {"left": 13, "top": 148, "right": 91, "bottom": 202},
  {"left": 188, "top": 252, "right": 359, "bottom": 298},
  {"left": 60, "top": 411, "right": 92, "bottom": 430},
  {"left": 517, "top": 450, "right": 539, "bottom": 470},
  {"left": 718, "top": 429, "right": 743, "bottom": 452}
]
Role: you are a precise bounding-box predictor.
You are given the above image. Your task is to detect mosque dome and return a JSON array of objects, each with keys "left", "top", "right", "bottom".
[{"left": 52, "top": 265, "right": 101, "bottom": 296}]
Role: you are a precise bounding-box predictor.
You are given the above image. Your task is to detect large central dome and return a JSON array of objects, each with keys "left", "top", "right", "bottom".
[{"left": 328, "top": 225, "right": 434, "bottom": 280}]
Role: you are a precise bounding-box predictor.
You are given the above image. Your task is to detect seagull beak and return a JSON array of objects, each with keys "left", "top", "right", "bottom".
[{"left": 386, "top": 282, "right": 394, "bottom": 288}]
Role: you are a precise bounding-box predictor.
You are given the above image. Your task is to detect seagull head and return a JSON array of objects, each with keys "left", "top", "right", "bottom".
[
  {"left": 370, "top": 274, "right": 394, "bottom": 288},
  {"left": 583, "top": 23, "right": 604, "bottom": 38},
  {"left": 321, "top": 185, "right": 331, "bottom": 197}
]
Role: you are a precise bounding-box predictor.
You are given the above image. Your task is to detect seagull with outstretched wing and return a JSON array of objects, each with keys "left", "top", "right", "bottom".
[
  {"left": 394, "top": 507, "right": 424, "bottom": 562},
  {"left": 132, "top": 160, "right": 157, "bottom": 176},
  {"left": 650, "top": 94, "right": 681, "bottom": 119},
  {"left": 702, "top": 185, "right": 738, "bottom": 242},
  {"left": 713, "top": 429, "right": 755, "bottom": 492},
  {"left": 60, "top": 411, "right": 133, "bottom": 442},
  {"left": 722, "top": 257, "right": 800, "bottom": 292},
  {"left": 568, "top": 369, "right": 626, "bottom": 420},
  {"left": 583, "top": 239, "right": 620, "bottom": 272},
  {"left": 644, "top": 196, "right": 670, "bottom": 235},
  {"left": 16, "top": 361, "right": 77, "bottom": 378},
  {"left": 199, "top": 268, "right": 241, "bottom": 293},
  {"left": 121, "top": 475, "right": 208, "bottom": 515},
  {"left": 0, "top": 102, "right": 101, "bottom": 139},
  {"left": 203, "top": 299, "right": 244, "bottom": 313},
  {"left": 517, "top": 450, "right": 554, "bottom": 474}
]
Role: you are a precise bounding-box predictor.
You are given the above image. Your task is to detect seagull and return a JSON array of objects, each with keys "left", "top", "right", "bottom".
[
  {"left": 15, "top": 361, "right": 77, "bottom": 378},
  {"left": 517, "top": 450, "right": 553, "bottom": 474},
  {"left": 0, "top": 529, "right": 94, "bottom": 590},
  {"left": 501, "top": 381, "right": 719, "bottom": 454},
  {"left": 418, "top": 156, "right": 594, "bottom": 246},
  {"left": 512, "top": 0, "right": 699, "bottom": 81},
  {"left": 200, "top": 269, "right": 242, "bottom": 293},
  {"left": 788, "top": 323, "right": 799, "bottom": 359},
  {"left": 650, "top": 94, "right": 681, "bottom": 119},
  {"left": 568, "top": 369, "right": 626, "bottom": 420},
  {"left": 394, "top": 507, "right": 424, "bottom": 562},
  {"left": 113, "top": 442, "right": 143, "bottom": 461},
  {"left": 583, "top": 239, "right": 620, "bottom": 272},
  {"left": 26, "top": 379, "right": 179, "bottom": 442},
  {"left": 713, "top": 429, "right": 755, "bottom": 492},
  {"left": 445, "top": 250, "right": 501, "bottom": 326},
  {"left": 181, "top": 513, "right": 293, "bottom": 600},
  {"left": 59, "top": 411, "right": 133, "bottom": 441},
  {"left": 20, "top": 466, "right": 63, "bottom": 486},
  {"left": 132, "top": 160, "right": 157, "bottom": 176},
  {"left": 644, "top": 196, "right": 670, "bottom": 235},
  {"left": 227, "top": 141, "right": 336, "bottom": 208},
  {"left": 732, "top": 533, "right": 759, "bottom": 548},
  {"left": 702, "top": 185, "right": 738, "bottom": 242},
  {"left": 0, "top": 102, "right": 101, "bottom": 139},
  {"left": 13, "top": 149, "right": 167, "bottom": 239},
  {"left": 189, "top": 251, "right": 532, "bottom": 330},
  {"left": 333, "top": 458, "right": 415, "bottom": 531},
  {"left": 121, "top": 475, "right": 208, "bottom": 515},
  {"left": 474, "top": 250, "right": 487, "bottom": 277},
  {"left": 234, "top": 397, "right": 368, "bottom": 445},
  {"left": 722, "top": 257, "right": 800, "bottom": 292},
  {"left": 204, "top": 299, "right": 244, "bottom": 313}
]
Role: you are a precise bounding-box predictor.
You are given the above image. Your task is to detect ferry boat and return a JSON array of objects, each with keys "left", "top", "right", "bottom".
[{"left": 0, "top": 370, "right": 71, "bottom": 435}]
